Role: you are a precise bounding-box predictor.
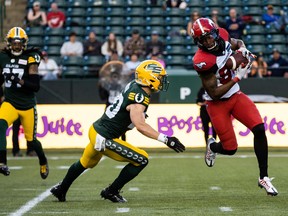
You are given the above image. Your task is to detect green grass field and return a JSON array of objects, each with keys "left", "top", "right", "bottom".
[{"left": 1, "top": 148, "right": 287, "bottom": 216}]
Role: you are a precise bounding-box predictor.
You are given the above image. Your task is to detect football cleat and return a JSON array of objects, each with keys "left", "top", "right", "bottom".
[
  {"left": 40, "top": 163, "right": 49, "bottom": 179},
  {"left": 0, "top": 164, "right": 10, "bottom": 176},
  {"left": 258, "top": 177, "right": 278, "bottom": 196},
  {"left": 50, "top": 183, "right": 66, "bottom": 202},
  {"left": 100, "top": 187, "right": 127, "bottom": 203},
  {"left": 205, "top": 137, "right": 217, "bottom": 167}
]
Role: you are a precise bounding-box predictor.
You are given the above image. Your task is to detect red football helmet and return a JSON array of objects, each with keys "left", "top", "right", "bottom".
[{"left": 191, "top": 18, "right": 219, "bottom": 51}]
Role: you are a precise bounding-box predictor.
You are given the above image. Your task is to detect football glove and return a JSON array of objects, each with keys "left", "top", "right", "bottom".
[
  {"left": 165, "top": 136, "right": 186, "bottom": 153},
  {"left": 233, "top": 60, "right": 252, "bottom": 82},
  {"left": 6, "top": 73, "right": 20, "bottom": 84},
  {"left": 237, "top": 47, "right": 257, "bottom": 59}
]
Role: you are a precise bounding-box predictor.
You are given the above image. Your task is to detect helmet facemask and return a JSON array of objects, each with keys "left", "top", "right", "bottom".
[
  {"left": 8, "top": 38, "right": 27, "bottom": 56},
  {"left": 194, "top": 28, "right": 219, "bottom": 51}
]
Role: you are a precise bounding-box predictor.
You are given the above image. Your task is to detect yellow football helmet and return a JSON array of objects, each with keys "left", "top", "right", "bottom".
[
  {"left": 6, "top": 27, "right": 28, "bottom": 56},
  {"left": 135, "top": 60, "right": 169, "bottom": 92}
]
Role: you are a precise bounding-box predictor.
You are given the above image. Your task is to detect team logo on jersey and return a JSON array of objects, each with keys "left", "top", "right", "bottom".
[
  {"left": 18, "top": 59, "right": 27, "bottom": 65},
  {"left": 195, "top": 62, "right": 206, "bottom": 69},
  {"left": 11, "top": 59, "right": 15, "bottom": 63},
  {"left": 135, "top": 93, "right": 144, "bottom": 103}
]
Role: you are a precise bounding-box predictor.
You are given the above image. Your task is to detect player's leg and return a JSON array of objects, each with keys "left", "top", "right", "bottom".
[
  {"left": 101, "top": 138, "right": 149, "bottom": 202},
  {"left": 20, "top": 106, "right": 48, "bottom": 179},
  {"left": 231, "top": 93, "right": 267, "bottom": 176},
  {"left": 205, "top": 100, "right": 238, "bottom": 167},
  {"left": 51, "top": 125, "right": 103, "bottom": 202},
  {"left": 231, "top": 92, "right": 278, "bottom": 196},
  {"left": 0, "top": 102, "right": 19, "bottom": 175},
  {"left": 206, "top": 100, "right": 238, "bottom": 153},
  {"left": 12, "top": 118, "right": 22, "bottom": 157}
]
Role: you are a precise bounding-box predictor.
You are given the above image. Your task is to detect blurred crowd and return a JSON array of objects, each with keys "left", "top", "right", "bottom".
[{"left": 25, "top": 1, "right": 288, "bottom": 80}]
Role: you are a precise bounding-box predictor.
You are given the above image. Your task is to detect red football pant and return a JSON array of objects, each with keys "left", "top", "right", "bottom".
[{"left": 206, "top": 91, "right": 263, "bottom": 150}]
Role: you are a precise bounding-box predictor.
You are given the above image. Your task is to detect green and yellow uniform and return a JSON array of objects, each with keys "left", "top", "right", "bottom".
[
  {"left": 0, "top": 49, "right": 41, "bottom": 141},
  {"left": 80, "top": 81, "right": 150, "bottom": 168},
  {"left": 0, "top": 48, "right": 47, "bottom": 169}
]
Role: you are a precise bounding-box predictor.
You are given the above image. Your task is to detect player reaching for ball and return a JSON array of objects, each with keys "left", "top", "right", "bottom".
[{"left": 191, "top": 18, "right": 278, "bottom": 196}]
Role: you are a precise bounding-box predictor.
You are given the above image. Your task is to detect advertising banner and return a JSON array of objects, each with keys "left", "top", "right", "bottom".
[{"left": 6, "top": 104, "right": 288, "bottom": 149}]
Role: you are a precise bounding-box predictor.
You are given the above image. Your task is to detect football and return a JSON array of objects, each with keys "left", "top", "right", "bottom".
[{"left": 225, "top": 52, "right": 249, "bottom": 70}]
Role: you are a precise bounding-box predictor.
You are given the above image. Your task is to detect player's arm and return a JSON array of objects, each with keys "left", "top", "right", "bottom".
[
  {"left": 128, "top": 103, "right": 159, "bottom": 140},
  {"left": 230, "top": 38, "right": 246, "bottom": 51},
  {"left": 200, "top": 71, "right": 237, "bottom": 101},
  {"left": 18, "top": 64, "right": 40, "bottom": 92},
  {"left": 127, "top": 103, "right": 185, "bottom": 152},
  {"left": 230, "top": 38, "right": 255, "bottom": 59}
]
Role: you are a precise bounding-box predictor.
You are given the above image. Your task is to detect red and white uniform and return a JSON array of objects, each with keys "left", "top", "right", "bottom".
[
  {"left": 193, "top": 28, "right": 263, "bottom": 150},
  {"left": 193, "top": 28, "right": 239, "bottom": 101}
]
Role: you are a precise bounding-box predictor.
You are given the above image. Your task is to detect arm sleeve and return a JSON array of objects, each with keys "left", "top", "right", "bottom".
[{"left": 22, "top": 74, "right": 40, "bottom": 92}]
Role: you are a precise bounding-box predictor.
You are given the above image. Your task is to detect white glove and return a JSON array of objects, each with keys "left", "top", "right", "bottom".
[
  {"left": 94, "top": 133, "right": 106, "bottom": 152},
  {"left": 237, "top": 47, "right": 256, "bottom": 59},
  {"left": 233, "top": 61, "right": 252, "bottom": 82}
]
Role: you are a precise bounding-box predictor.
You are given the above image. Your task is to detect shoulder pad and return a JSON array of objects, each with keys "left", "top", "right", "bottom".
[
  {"left": 128, "top": 92, "right": 150, "bottom": 106},
  {"left": 193, "top": 50, "right": 216, "bottom": 73},
  {"left": 219, "top": 28, "right": 229, "bottom": 41},
  {"left": 24, "top": 47, "right": 43, "bottom": 59}
]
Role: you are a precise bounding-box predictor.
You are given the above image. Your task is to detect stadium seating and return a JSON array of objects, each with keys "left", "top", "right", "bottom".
[{"left": 25, "top": 0, "right": 288, "bottom": 74}]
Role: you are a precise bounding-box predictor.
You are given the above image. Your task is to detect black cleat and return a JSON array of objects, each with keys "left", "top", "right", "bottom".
[
  {"left": 0, "top": 164, "right": 10, "bottom": 176},
  {"left": 40, "top": 163, "right": 49, "bottom": 179},
  {"left": 50, "top": 183, "right": 66, "bottom": 202},
  {"left": 100, "top": 187, "right": 127, "bottom": 203}
]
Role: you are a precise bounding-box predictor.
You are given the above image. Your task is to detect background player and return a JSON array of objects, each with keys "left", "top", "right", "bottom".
[
  {"left": 50, "top": 60, "right": 185, "bottom": 203},
  {"left": 0, "top": 27, "right": 49, "bottom": 179},
  {"left": 191, "top": 18, "right": 278, "bottom": 196}
]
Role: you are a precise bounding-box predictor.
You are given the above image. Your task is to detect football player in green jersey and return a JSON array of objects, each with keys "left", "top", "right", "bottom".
[
  {"left": 0, "top": 27, "right": 49, "bottom": 179},
  {"left": 51, "top": 60, "right": 185, "bottom": 203}
]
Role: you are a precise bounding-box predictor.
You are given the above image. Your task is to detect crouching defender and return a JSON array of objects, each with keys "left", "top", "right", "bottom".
[{"left": 50, "top": 60, "right": 185, "bottom": 203}]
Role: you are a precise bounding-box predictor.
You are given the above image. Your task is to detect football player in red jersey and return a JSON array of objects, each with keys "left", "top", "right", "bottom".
[{"left": 191, "top": 18, "right": 278, "bottom": 196}]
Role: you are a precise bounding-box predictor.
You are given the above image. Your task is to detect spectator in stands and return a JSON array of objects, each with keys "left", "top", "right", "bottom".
[
  {"left": 226, "top": 8, "right": 245, "bottom": 39},
  {"left": 151, "top": 53, "right": 166, "bottom": 69},
  {"left": 101, "top": 32, "right": 124, "bottom": 61},
  {"left": 47, "top": 2, "right": 66, "bottom": 29},
  {"left": 145, "top": 30, "right": 166, "bottom": 58},
  {"left": 125, "top": 53, "right": 141, "bottom": 81},
  {"left": 83, "top": 31, "right": 102, "bottom": 56},
  {"left": 250, "top": 54, "right": 268, "bottom": 78},
  {"left": 262, "top": 5, "right": 279, "bottom": 26},
  {"left": 186, "top": 10, "right": 201, "bottom": 36},
  {"left": 38, "top": 51, "right": 60, "bottom": 80},
  {"left": 26, "top": 1, "right": 47, "bottom": 27},
  {"left": 60, "top": 32, "right": 83, "bottom": 57},
  {"left": 123, "top": 29, "right": 146, "bottom": 59},
  {"left": 262, "top": 5, "right": 288, "bottom": 33},
  {"left": 210, "top": 9, "right": 225, "bottom": 28},
  {"left": 162, "top": 0, "right": 187, "bottom": 10},
  {"left": 267, "top": 49, "right": 288, "bottom": 77}
]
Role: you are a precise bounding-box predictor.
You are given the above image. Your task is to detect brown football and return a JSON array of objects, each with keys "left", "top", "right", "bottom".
[{"left": 225, "top": 52, "right": 249, "bottom": 70}]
